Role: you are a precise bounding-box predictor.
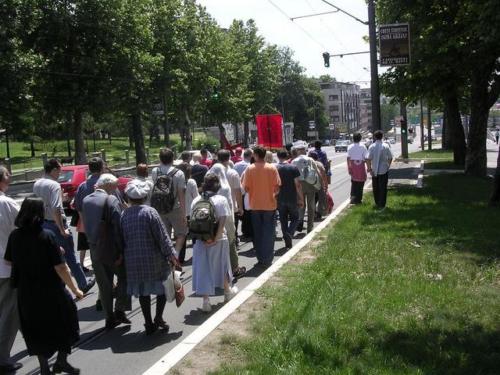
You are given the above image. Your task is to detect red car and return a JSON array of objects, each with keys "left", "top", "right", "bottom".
[{"left": 58, "top": 165, "right": 132, "bottom": 208}]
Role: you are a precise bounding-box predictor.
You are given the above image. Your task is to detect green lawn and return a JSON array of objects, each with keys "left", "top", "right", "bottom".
[
  {"left": 408, "top": 149, "right": 453, "bottom": 160},
  {"left": 215, "top": 174, "right": 500, "bottom": 374},
  {"left": 0, "top": 132, "right": 214, "bottom": 171}
]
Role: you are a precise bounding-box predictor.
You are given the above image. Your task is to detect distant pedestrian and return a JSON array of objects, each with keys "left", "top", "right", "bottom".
[
  {"left": 133, "top": 163, "right": 154, "bottom": 205},
  {"left": 347, "top": 132, "right": 368, "bottom": 204},
  {"left": 200, "top": 148, "right": 213, "bottom": 168},
  {"left": 33, "top": 158, "right": 94, "bottom": 294},
  {"left": 151, "top": 148, "right": 187, "bottom": 259},
  {"left": 265, "top": 150, "right": 274, "bottom": 164},
  {"left": 276, "top": 150, "right": 304, "bottom": 249},
  {"left": 191, "top": 152, "right": 209, "bottom": 189},
  {"left": 231, "top": 147, "right": 243, "bottom": 163},
  {"left": 496, "top": 129, "right": 499, "bottom": 145},
  {"left": 180, "top": 151, "right": 192, "bottom": 164},
  {"left": 176, "top": 162, "right": 199, "bottom": 263},
  {"left": 366, "top": 130, "right": 393, "bottom": 210},
  {"left": 216, "top": 150, "right": 246, "bottom": 278},
  {"left": 121, "top": 181, "right": 179, "bottom": 335},
  {"left": 292, "top": 141, "right": 320, "bottom": 233},
  {"left": 191, "top": 174, "right": 238, "bottom": 312},
  {"left": 308, "top": 150, "right": 328, "bottom": 219},
  {"left": 242, "top": 146, "right": 281, "bottom": 268},
  {"left": 5, "top": 198, "right": 82, "bottom": 375},
  {"left": 234, "top": 149, "right": 253, "bottom": 240},
  {"left": 0, "top": 166, "right": 22, "bottom": 374},
  {"left": 314, "top": 140, "right": 331, "bottom": 181},
  {"left": 82, "top": 174, "right": 132, "bottom": 330}
]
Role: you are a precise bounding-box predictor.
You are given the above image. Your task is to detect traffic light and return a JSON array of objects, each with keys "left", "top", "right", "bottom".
[{"left": 322, "top": 52, "right": 330, "bottom": 68}]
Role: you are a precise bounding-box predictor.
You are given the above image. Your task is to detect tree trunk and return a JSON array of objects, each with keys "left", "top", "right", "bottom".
[
  {"left": 465, "top": 72, "right": 489, "bottom": 177},
  {"left": 489, "top": 145, "right": 500, "bottom": 206},
  {"left": 184, "top": 108, "right": 192, "bottom": 151},
  {"left": 163, "top": 93, "right": 170, "bottom": 146},
  {"left": 427, "top": 105, "right": 432, "bottom": 151},
  {"left": 131, "top": 111, "right": 147, "bottom": 165},
  {"left": 442, "top": 107, "right": 451, "bottom": 150},
  {"left": 218, "top": 122, "right": 225, "bottom": 149},
  {"left": 444, "top": 94, "right": 465, "bottom": 166},
  {"left": 244, "top": 120, "right": 249, "bottom": 147},
  {"left": 420, "top": 100, "right": 425, "bottom": 151},
  {"left": 30, "top": 139, "right": 35, "bottom": 157},
  {"left": 73, "top": 111, "right": 87, "bottom": 165}
]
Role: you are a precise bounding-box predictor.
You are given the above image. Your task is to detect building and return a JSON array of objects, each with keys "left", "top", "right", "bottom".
[
  {"left": 319, "top": 80, "right": 361, "bottom": 136},
  {"left": 360, "top": 88, "right": 372, "bottom": 130}
]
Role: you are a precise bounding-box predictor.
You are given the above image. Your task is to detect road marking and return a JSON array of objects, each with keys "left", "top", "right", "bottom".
[{"left": 142, "top": 197, "right": 352, "bottom": 375}]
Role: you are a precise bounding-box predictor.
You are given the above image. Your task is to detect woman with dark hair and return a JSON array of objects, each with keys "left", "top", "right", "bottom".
[
  {"left": 191, "top": 174, "right": 237, "bottom": 313},
  {"left": 4, "top": 198, "right": 83, "bottom": 375}
]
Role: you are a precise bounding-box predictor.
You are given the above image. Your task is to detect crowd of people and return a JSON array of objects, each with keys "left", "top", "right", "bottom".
[{"left": 0, "top": 130, "right": 393, "bottom": 374}]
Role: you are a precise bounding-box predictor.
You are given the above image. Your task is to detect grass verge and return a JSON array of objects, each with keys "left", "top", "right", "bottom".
[
  {"left": 214, "top": 174, "right": 500, "bottom": 374},
  {"left": 408, "top": 149, "right": 463, "bottom": 170}
]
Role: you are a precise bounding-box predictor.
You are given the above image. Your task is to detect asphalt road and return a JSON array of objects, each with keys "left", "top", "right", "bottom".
[{"left": 6, "top": 138, "right": 433, "bottom": 375}]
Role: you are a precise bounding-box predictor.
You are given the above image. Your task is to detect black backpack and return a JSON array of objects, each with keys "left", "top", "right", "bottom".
[
  {"left": 189, "top": 193, "right": 218, "bottom": 241},
  {"left": 151, "top": 167, "right": 178, "bottom": 214}
]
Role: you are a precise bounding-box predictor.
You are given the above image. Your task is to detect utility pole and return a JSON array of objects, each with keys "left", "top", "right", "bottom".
[
  {"left": 367, "top": 0, "right": 381, "bottom": 131},
  {"left": 427, "top": 105, "right": 432, "bottom": 150},
  {"left": 420, "top": 99, "right": 425, "bottom": 151},
  {"left": 400, "top": 102, "right": 408, "bottom": 159}
]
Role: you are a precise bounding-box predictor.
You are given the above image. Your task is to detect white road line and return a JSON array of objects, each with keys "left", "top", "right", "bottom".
[{"left": 142, "top": 198, "right": 352, "bottom": 375}]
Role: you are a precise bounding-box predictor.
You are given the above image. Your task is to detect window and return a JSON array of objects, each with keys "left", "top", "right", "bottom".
[
  {"left": 329, "top": 105, "right": 339, "bottom": 111},
  {"left": 328, "top": 95, "right": 339, "bottom": 101},
  {"left": 333, "top": 116, "right": 340, "bottom": 122}
]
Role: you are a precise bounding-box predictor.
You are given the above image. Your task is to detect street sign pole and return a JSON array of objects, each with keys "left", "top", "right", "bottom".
[
  {"left": 368, "top": 0, "right": 381, "bottom": 131},
  {"left": 400, "top": 102, "right": 409, "bottom": 159}
]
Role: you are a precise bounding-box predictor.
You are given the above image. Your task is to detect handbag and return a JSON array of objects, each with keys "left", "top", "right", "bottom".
[{"left": 173, "top": 269, "right": 185, "bottom": 307}]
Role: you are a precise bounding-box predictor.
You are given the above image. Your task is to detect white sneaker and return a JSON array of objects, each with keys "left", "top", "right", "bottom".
[
  {"left": 202, "top": 299, "right": 212, "bottom": 313},
  {"left": 224, "top": 286, "right": 239, "bottom": 303}
]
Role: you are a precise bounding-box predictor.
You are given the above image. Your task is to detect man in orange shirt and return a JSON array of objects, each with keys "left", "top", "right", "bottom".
[{"left": 242, "top": 146, "right": 281, "bottom": 268}]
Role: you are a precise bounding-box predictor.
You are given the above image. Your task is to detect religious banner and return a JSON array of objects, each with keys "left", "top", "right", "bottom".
[{"left": 256, "top": 114, "right": 283, "bottom": 148}]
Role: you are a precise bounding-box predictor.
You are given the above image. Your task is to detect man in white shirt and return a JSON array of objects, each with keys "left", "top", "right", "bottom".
[
  {"left": 366, "top": 130, "right": 393, "bottom": 210},
  {"left": 0, "top": 166, "right": 22, "bottom": 373},
  {"left": 234, "top": 149, "right": 253, "bottom": 240}
]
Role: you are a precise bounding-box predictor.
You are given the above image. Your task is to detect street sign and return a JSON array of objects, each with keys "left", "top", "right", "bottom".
[
  {"left": 307, "top": 131, "right": 318, "bottom": 138},
  {"left": 152, "top": 100, "right": 164, "bottom": 116},
  {"left": 308, "top": 120, "right": 316, "bottom": 130},
  {"left": 328, "top": 123, "right": 335, "bottom": 130},
  {"left": 379, "top": 23, "right": 410, "bottom": 66},
  {"left": 283, "top": 122, "right": 294, "bottom": 145}
]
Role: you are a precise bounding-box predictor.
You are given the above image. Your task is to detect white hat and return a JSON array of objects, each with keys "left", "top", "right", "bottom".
[
  {"left": 96, "top": 173, "right": 118, "bottom": 187},
  {"left": 292, "top": 140, "right": 308, "bottom": 150},
  {"left": 125, "top": 179, "right": 149, "bottom": 200}
]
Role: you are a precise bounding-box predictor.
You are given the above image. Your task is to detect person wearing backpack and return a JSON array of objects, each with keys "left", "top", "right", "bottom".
[
  {"left": 151, "top": 148, "right": 187, "bottom": 257},
  {"left": 190, "top": 174, "right": 238, "bottom": 313},
  {"left": 292, "top": 141, "right": 320, "bottom": 233}
]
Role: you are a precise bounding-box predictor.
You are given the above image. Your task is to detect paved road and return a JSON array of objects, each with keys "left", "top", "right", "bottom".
[{"left": 5, "top": 138, "right": 437, "bottom": 375}]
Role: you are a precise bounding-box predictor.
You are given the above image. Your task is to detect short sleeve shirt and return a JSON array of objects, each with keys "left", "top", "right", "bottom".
[
  {"left": 0, "top": 192, "right": 20, "bottom": 278},
  {"left": 190, "top": 194, "right": 230, "bottom": 241},
  {"left": 33, "top": 176, "right": 64, "bottom": 220},
  {"left": 151, "top": 164, "right": 186, "bottom": 209},
  {"left": 276, "top": 163, "right": 300, "bottom": 204},
  {"left": 367, "top": 141, "right": 393, "bottom": 176},
  {"left": 242, "top": 162, "right": 281, "bottom": 211},
  {"left": 347, "top": 143, "right": 368, "bottom": 161},
  {"left": 226, "top": 167, "right": 241, "bottom": 191}
]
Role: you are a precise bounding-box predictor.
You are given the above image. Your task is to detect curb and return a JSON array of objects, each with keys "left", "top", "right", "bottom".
[
  {"left": 417, "top": 159, "right": 424, "bottom": 188},
  {"left": 142, "top": 198, "right": 352, "bottom": 375}
]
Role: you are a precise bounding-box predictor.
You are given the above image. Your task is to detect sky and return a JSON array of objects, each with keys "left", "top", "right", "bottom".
[{"left": 197, "top": 0, "right": 375, "bottom": 87}]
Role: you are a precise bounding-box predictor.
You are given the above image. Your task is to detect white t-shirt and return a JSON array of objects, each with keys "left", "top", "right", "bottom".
[
  {"left": 190, "top": 194, "right": 230, "bottom": 240},
  {"left": 347, "top": 143, "right": 368, "bottom": 161},
  {"left": 185, "top": 178, "right": 199, "bottom": 217},
  {"left": 0, "top": 192, "right": 20, "bottom": 278},
  {"left": 225, "top": 166, "right": 241, "bottom": 210},
  {"left": 33, "top": 175, "right": 63, "bottom": 220}
]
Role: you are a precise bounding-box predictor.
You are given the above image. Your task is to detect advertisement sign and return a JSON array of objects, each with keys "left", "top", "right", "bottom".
[
  {"left": 379, "top": 23, "right": 410, "bottom": 66},
  {"left": 152, "top": 100, "right": 164, "bottom": 116},
  {"left": 283, "top": 122, "right": 294, "bottom": 145},
  {"left": 222, "top": 123, "right": 235, "bottom": 142}
]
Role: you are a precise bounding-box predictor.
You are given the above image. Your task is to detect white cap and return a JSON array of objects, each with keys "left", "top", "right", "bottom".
[
  {"left": 125, "top": 179, "right": 149, "bottom": 199},
  {"left": 96, "top": 173, "right": 118, "bottom": 187},
  {"left": 292, "top": 140, "right": 308, "bottom": 150}
]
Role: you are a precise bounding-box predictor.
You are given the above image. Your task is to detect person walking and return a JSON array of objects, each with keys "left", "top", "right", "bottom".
[
  {"left": 33, "top": 158, "right": 94, "bottom": 294},
  {"left": 231, "top": 147, "right": 243, "bottom": 163},
  {"left": 308, "top": 150, "right": 328, "bottom": 219},
  {"left": 292, "top": 141, "right": 320, "bottom": 233},
  {"left": 151, "top": 148, "right": 187, "bottom": 260},
  {"left": 276, "top": 150, "right": 304, "bottom": 249},
  {"left": 177, "top": 162, "right": 199, "bottom": 264},
  {"left": 4, "top": 198, "right": 82, "bottom": 375},
  {"left": 121, "top": 181, "right": 179, "bottom": 335},
  {"left": 133, "top": 163, "right": 154, "bottom": 205},
  {"left": 82, "top": 174, "right": 132, "bottom": 330},
  {"left": 0, "top": 166, "right": 22, "bottom": 374},
  {"left": 347, "top": 132, "right": 368, "bottom": 204},
  {"left": 496, "top": 129, "right": 499, "bottom": 145},
  {"left": 242, "top": 146, "right": 281, "bottom": 268},
  {"left": 366, "top": 130, "right": 393, "bottom": 210},
  {"left": 191, "top": 174, "right": 238, "bottom": 312},
  {"left": 199, "top": 148, "right": 213, "bottom": 168},
  {"left": 191, "top": 152, "right": 209, "bottom": 190},
  {"left": 234, "top": 149, "right": 253, "bottom": 241},
  {"left": 216, "top": 150, "right": 246, "bottom": 278},
  {"left": 314, "top": 140, "right": 330, "bottom": 182}
]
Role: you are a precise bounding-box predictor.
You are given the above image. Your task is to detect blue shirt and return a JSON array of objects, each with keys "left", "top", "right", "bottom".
[
  {"left": 74, "top": 174, "right": 99, "bottom": 212},
  {"left": 367, "top": 141, "right": 393, "bottom": 176}
]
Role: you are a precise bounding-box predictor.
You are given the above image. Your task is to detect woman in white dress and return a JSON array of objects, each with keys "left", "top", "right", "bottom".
[{"left": 191, "top": 174, "right": 238, "bottom": 312}]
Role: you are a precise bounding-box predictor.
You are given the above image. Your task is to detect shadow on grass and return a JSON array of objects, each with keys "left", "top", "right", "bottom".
[
  {"left": 371, "top": 321, "right": 500, "bottom": 374},
  {"left": 361, "top": 174, "right": 500, "bottom": 264}
]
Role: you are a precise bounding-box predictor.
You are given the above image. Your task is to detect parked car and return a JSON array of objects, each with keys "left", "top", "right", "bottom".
[
  {"left": 323, "top": 139, "right": 331, "bottom": 146},
  {"left": 58, "top": 165, "right": 132, "bottom": 208},
  {"left": 334, "top": 140, "right": 350, "bottom": 152}
]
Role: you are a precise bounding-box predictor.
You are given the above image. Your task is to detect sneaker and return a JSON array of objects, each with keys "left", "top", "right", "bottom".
[
  {"left": 52, "top": 361, "right": 80, "bottom": 374},
  {"left": 202, "top": 299, "right": 212, "bottom": 313},
  {"left": 224, "top": 286, "right": 239, "bottom": 303},
  {"left": 81, "top": 278, "right": 96, "bottom": 294}
]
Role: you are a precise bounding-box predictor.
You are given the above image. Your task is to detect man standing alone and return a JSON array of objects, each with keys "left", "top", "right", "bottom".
[
  {"left": 0, "top": 166, "right": 22, "bottom": 373},
  {"left": 366, "top": 130, "right": 393, "bottom": 210},
  {"left": 242, "top": 146, "right": 281, "bottom": 268}
]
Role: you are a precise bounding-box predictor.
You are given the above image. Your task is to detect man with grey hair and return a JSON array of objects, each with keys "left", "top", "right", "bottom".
[
  {"left": 82, "top": 173, "right": 131, "bottom": 330},
  {"left": 0, "top": 166, "right": 22, "bottom": 373}
]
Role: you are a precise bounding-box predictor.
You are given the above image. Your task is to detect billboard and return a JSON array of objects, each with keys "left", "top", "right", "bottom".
[{"left": 379, "top": 23, "right": 410, "bottom": 66}]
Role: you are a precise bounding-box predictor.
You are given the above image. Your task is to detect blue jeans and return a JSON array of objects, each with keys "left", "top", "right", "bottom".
[
  {"left": 43, "top": 220, "right": 89, "bottom": 289},
  {"left": 278, "top": 201, "right": 299, "bottom": 239},
  {"left": 251, "top": 210, "right": 276, "bottom": 265}
]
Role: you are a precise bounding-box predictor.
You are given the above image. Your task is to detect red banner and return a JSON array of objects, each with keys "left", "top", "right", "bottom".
[{"left": 256, "top": 114, "right": 283, "bottom": 148}]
